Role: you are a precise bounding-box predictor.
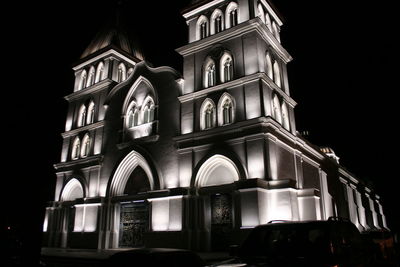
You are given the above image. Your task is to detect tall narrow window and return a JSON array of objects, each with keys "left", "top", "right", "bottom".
[
  {"left": 95, "top": 62, "right": 104, "bottom": 83},
  {"left": 272, "top": 21, "right": 280, "bottom": 42},
  {"left": 86, "top": 66, "right": 95, "bottom": 87},
  {"left": 126, "top": 101, "right": 139, "bottom": 128},
  {"left": 118, "top": 63, "right": 127, "bottom": 82},
  {"left": 218, "top": 93, "right": 235, "bottom": 126},
  {"left": 281, "top": 102, "right": 290, "bottom": 131},
  {"left": 71, "top": 137, "right": 81, "bottom": 160},
  {"left": 211, "top": 9, "right": 224, "bottom": 35},
  {"left": 225, "top": 2, "right": 238, "bottom": 29},
  {"left": 127, "top": 68, "right": 134, "bottom": 78},
  {"left": 87, "top": 101, "right": 95, "bottom": 125},
  {"left": 77, "top": 104, "right": 87, "bottom": 128},
  {"left": 200, "top": 99, "right": 216, "bottom": 130},
  {"left": 273, "top": 61, "right": 281, "bottom": 87},
  {"left": 220, "top": 52, "right": 234, "bottom": 83},
  {"left": 78, "top": 70, "right": 87, "bottom": 90},
  {"left": 81, "top": 134, "right": 90, "bottom": 158},
  {"left": 257, "top": 4, "right": 266, "bottom": 23},
  {"left": 204, "top": 58, "right": 216, "bottom": 88},
  {"left": 272, "top": 95, "right": 282, "bottom": 124},
  {"left": 142, "top": 97, "right": 155, "bottom": 124},
  {"left": 266, "top": 52, "right": 273, "bottom": 79},
  {"left": 265, "top": 13, "right": 272, "bottom": 32},
  {"left": 197, "top": 15, "right": 209, "bottom": 40}
]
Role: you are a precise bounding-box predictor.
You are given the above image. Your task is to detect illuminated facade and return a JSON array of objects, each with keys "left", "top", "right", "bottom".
[{"left": 43, "top": 0, "right": 388, "bottom": 252}]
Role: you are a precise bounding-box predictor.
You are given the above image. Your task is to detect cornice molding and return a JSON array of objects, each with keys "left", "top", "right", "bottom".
[
  {"left": 65, "top": 79, "right": 115, "bottom": 102},
  {"left": 178, "top": 72, "right": 297, "bottom": 107},
  {"left": 72, "top": 49, "right": 137, "bottom": 71},
  {"left": 54, "top": 155, "right": 103, "bottom": 171},
  {"left": 61, "top": 121, "right": 105, "bottom": 138}
]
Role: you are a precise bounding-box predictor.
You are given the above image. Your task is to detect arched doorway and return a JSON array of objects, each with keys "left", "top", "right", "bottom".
[
  {"left": 194, "top": 154, "right": 241, "bottom": 251},
  {"left": 108, "top": 150, "right": 157, "bottom": 248}
]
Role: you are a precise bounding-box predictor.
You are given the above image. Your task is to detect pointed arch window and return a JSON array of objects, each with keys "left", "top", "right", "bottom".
[
  {"left": 118, "top": 63, "right": 127, "bottom": 82},
  {"left": 272, "top": 21, "right": 280, "bottom": 42},
  {"left": 81, "top": 134, "right": 91, "bottom": 158},
  {"left": 200, "top": 99, "right": 216, "bottom": 130},
  {"left": 197, "top": 15, "right": 209, "bottom": 40},
  {"left": 265, "top": 13, "right": 272, "bottom": 32},
  {"left": 220, "top": 52, "right": 234, "bottom": 83},
  {"left": 95, "top": 62, "right": 104, "bottom": 83},
  {"left": 218, "top": 93, "right": 235, "bottom": 126},
  {"left": 86, "top": 66, "right": 95, "bottom": 87},
  {"left": 272, "top": 94, "right": 282, "bottom": 124},
  {"left": 273, "top": 61, "right": 282, "bottom": 87},
  {"left": 71, "top": 137, "right": 81, "bottom": 160},
  {"left": 77, "top": 104, "right": 87, "bottom": 128},
  {"left": 225, "top": 2, "right": 238, "bottom": 29},
  {"left": 211, "top": 9, "right": 224, "bottom": 35},
  {"left": 142, "top": 97, "right": 155, "bottom": 124},
  {"left": 266, "top": 51, "right": 273, "bottom": 79},
  {"left": 78, "top": 70, "right": 87, "bottom": 90},
  {"left": 204, "top": 58, "right": 216, "bottom": 88},
  {"left": 127, "top": 68, "right": 134, "bottom": 78},
  {"left": 257, "top": 4, "right": 266, "bottom": 23},
  {"left": 281, "top": 102, "right": 290, "bottom": 131},
  {"left": 126, "top": 101, "right": 139, "bottom": 128},
  {"left": 87, "top": 101, "right": 95, "bottom": 125}
]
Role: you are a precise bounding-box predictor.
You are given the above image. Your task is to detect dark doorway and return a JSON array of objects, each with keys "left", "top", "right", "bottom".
[
  {"left": 124, "top": 166, "right": 151, "bottom": 195},
  {"left": 119, "top": 201, "right": 149, "bottom": 248},
  {"left": 210, "top": 193, "right": 233, "bottom": 251}
]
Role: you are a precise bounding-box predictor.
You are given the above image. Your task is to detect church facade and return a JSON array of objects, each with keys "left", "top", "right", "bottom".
[{"left": 43, "top": 0, "right": 388, "bottom": 252}]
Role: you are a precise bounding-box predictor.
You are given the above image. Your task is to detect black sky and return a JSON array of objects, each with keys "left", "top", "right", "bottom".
[{"left": 2, "top": 0, "right": 398, "bottom": 265}]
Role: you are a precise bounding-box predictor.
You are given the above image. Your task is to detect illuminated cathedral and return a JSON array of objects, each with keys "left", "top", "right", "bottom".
[{"left": 42, "top": 0, "right": 388, "bottom": 252}]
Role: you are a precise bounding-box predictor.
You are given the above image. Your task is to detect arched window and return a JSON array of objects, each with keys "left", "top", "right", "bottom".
[
  {"left": 95, "top": 62, "right": 104, "bottom": 83},
  {"left": 218, "top": 93, "right": 235, "bottom": 126},
  {"left": 196, "top": 15, "right": 209, "bottom": 40},
  {"left": 118, "top": 63, "right": 127, "bottom": 82},
  {"left": 203, "top": 57, "right": 216, "bottom": 88},
  {"left": 265, "top": 13, "right": 272, "bottom": 32},
  {"left": 272, "top": 21, "right": 280, "bottom": 42},
  {"left": 257, "top": 3, "right": 266, "bottom": 23},
  {"left": 266, "top": 51, "right": 273, "bottom": 79},
  {"left": 86, "top": 66, "right": 95, "bottom": 87},
  {"left": 273, "top": 61, "right": 281, "bottom": 87},
  {"left": 281, "top": 102, "right": 290, "bottom": 131},
  {"left": 272, "top": 94, "right": 282, "bottom": 124},
  {"left": 200, "top": 99, "right": 216, "bottom": 130},
  {"left": 225, "top": 2, "right": 238, "bottom": 29},
  {"left": 211, "top": 9, "right": 224, "bottom": 35},
  {"left": 71, "top": 137, "right": 81, "bottom": 160},
  {"left": 127, "top": 68, "right": 134, "bottom": 78},
  {"left": 81, "top": 134, "right": 91, "bottom": 158},
  {"left": 126, "top": 101, "right": 139, "bottom": 128},
  {"left": 142, "top": 96, "right": 155, "bottom": 124},
  {"left": 77, "top": 104, "right": 87, "bottom": 128},
  {"left": 220, "top": 52, "right": 234, "bottom": 83},
  {"left": 87, "top": 101, "right": 95, "bottom": 125},
  {"left": 78, "top": 70, "right": 87, "bottom": 90}
]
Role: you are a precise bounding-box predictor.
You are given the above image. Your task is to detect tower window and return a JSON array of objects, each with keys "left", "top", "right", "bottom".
[
  {"left": 118, "top": 63, "right": 127, "bottom": 82},
  {"left": 215, "top": 16, "right": 222, "bottom": 33},
  {"left": 77, "top": 104, "right": 87, "bottom": 128},
  {"left": 87, "top": 101, "right": 95, "bottom": 125},
  {"left": 273, "top": 61, "right": 282, "bottom": 87},
  {"left": 81, "top": 134, "right": 91, "bottom": 158},
  {"left": 218, "top": 93, "right": 235, "bottom": 126},
  {"left": 211, "top": 9, "right": 224, "bottom": 35},
  {"left": 204, "top": 57, "right": 216, "bottom": 88},
  {"left": 266, "top": 51, "right": 273, "bottom": 79},
  {"left": 95, "top": 62, "right": 104, "bottom": 83},
  {"left": 222, "top": 99, "right": 233, "bottom": 125},
  {"left": 257, "top": 4, "right": 266, "bottom": 23},
  {"left": 272, "top": 94, "right": 282, "bottom": 124},
  {"left": 71, "top": 137, "right": 81, "bottom": 160},
  {"left": 200, "top": 99, "right": 216, "bottom": 130},
  {"left": 281, "top": 102, "right": 290, "bottom": 131},
  {"left": 86, "top": 66, "right": 95, "bottom": 87},
  {"left": 197, "top": 15, "right": 209, "bottom": 40},
  {"left": 201, "top": 22, "right": 208, "bottom": 39},
  {"left": 220, "top": 52, "right": 234, "bottom": 83},
  {"left": 225, "top": 2, "right": 238, "bottom": 29},
  {"left": 78, "top": 70, "right": 87, "bottom": 90},
  {"left": 265, "top": 13, "right": 272, "bottom": 32}
]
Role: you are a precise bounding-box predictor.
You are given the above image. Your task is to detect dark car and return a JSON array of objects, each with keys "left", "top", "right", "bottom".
[
  {"left": 106, "top": 248, "right": 206, "bottom": 267},
  {"left": 222, "top": 218, "right": 371, "bottom": 267}
]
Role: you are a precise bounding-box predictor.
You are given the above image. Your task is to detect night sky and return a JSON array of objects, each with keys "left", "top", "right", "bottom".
[{"left": 3, "top": 0, "right": 398, "bottom": 265}]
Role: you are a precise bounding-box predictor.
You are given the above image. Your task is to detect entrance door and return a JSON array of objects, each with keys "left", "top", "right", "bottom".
[
  {"left": 211, "top": 193, "right": 233, "bottom": 251},
  {"left": 119, "top": 201, "right": 149, "bottom": 247}
]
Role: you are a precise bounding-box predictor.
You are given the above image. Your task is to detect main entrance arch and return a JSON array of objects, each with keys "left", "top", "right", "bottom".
[{"left": 108, "top": 150, "right": 157, "bottom": 248}]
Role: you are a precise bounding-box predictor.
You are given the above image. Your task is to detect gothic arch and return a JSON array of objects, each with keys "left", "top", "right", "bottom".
[
  {"left": 225, "top": 2, "right": 238, "bottom": 29},
  {"left": 210, "top": 9, "right": 224, "bottom": 35},
  {"left": 217, "top": 92, "right": 235, "bottom": 126},
  {"left": 200, "top": 98, "right": 216, "bottom": 130},
  {"left": 122, "top": 76, "right": 157, "bottom": 115},
  {"left": 196, "top": 15, "right": 210, "bottom": 40},
  {"left": 193, "top": 154, "right": 241, "bottom": 188},
  {"left": 108, "top": 150, "right": 159, "bottom": 197},
  {"left": 60, "top": 178, "right": 85, "bottom": 201}
]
